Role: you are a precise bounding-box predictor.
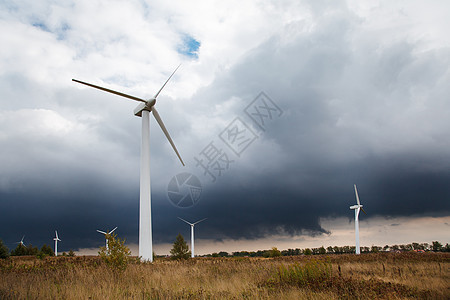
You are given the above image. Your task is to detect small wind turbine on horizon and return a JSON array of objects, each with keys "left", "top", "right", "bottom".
[
  {"left": 73, "top": 65, "right": 184, "bottom": 262},
  {"left": 16, "top": 235, "right": 25, "bottom": 247},
  {"left": 53, "top": 231, "right": 61, "bottom": 256},
  {"left": 97, "top": 227, "right": 117, "bottom": 250},
  {"left": 178, "top": 217, "right": 207, "bottom": 258},
  {"left": 350, "top": 184, "right": 367, "bottom": 255}
]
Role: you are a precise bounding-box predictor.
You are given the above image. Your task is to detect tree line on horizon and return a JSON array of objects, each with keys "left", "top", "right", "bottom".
[
  {"left": 0, "top": 239, "right": 75, "bottom": 259},
  {"left": 201, "top": 241, "right": 450, "bottom": 258},
  {"left": 167, "top": 235, "right": 450, "bottom": 259},
  {"left": 1, "top": 236, "right": 449, "bottom": 260}
]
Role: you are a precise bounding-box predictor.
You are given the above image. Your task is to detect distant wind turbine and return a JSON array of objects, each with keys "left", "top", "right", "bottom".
[
  {"left": 350, "top": 184, "right": 367, "bottom": 254},
  {"left": 97, "top": 227, "right": 117, "bottom": 250},
  {"left": 53, "top": 231, "right": 61, "bottom": 256},
  {"left": 73, "top": 65, "right": 184, "bottom": 262},
  {"left": 16, "top": 235, "right": 25, "bottom": 247},
  {"left": 178, "top": 217, "right": 207, "bottom": 258}
]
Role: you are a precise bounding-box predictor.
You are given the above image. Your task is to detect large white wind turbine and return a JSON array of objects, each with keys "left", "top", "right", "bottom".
[
  {"left": 350, "top": 184, "right": 367, "bottom": 255},
  {"left": 53, "top": 231, "right": 61, "bottom": 256},
  {"left": 97, "top": 227, "right": 117, "bottom": 250},
  {"left": 73, "top": 66, "right": 184, "bottom": 262},
  {"left": 178, "top": 217, "right": 207, "bottom": 258}
]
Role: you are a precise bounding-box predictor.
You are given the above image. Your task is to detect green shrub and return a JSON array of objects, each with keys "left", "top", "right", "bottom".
[
  {"left": 268, "top": 247, "right": 282, "bottom": 257},
  {"left": 170, "top": 234, "right": 190, "bottom": 260},
  {"left": 98, "top": 233, "right": 131, "bottom": 271}
]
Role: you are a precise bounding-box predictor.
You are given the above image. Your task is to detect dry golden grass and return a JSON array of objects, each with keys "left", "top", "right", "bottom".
[{"left": 0, "top": 252, "right": 448, "bottom": 299}]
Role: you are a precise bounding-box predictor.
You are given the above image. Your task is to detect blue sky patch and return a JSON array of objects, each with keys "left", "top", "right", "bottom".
[{"left": 178, "top": 34, "right": 200, "bottom": 59}]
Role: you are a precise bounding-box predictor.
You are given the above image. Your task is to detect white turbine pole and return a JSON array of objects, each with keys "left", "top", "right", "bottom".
[
  {"left": 351, "top": 184, "right": 366, "bottom": 255},
  {"left": 140, "top": 110, "right": 152, "bottom": 261},
  {"left": 191, "top": 224, "right": 195, "bottom": 258},
  {"left": 355, "top": 208, "right": 360, "bottom": 255}
]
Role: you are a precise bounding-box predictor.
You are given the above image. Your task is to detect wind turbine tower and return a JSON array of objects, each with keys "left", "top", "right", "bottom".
[
  {"left": 350, "top": 184, "right": 366, "bottom": 254},
  {"left": 97, "top": 227, "right": 117, "bottom": 250},
  {"left": 73, "top": 66, "right": 184, "bottom": 262},
  {"left": 53, "top": 231, "right": 61, "bottom": 256},
  {"left": 178, "top": 217, "right": 207, "bottom": 258}
]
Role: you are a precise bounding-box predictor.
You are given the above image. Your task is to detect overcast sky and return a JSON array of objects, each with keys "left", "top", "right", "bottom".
[{"left": 1, "top": 0, "right": 449, "bottom": 255}]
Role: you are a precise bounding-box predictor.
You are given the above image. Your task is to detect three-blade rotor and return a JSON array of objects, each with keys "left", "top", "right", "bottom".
[
  {"left": 16, "top": 235, "right": 25, "bottom": 245},
  {"left": 54, "top": 231, "right": 61, "bottom": 242},
  {"left": 178, "top": 217, "right": 207, "bottom": 226},
  {"left": 97, "top": 227, "right": 118, "bottom": 235},
  {"left": 353, "top": 184, "right": 367, "bottom": 215},
  {"left": 72, "top": 64, "right": 184, "bottom": 166}
]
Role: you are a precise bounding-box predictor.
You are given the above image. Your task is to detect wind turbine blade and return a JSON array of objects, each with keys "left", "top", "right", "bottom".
[
  {"left": 72, "top": 79, "right": 147, "bottom": 103},
  {"left": 361, "top": 207, "right": 367, "bottom": 215},
  {"left": 109, "top": 227, "right": 118, "bottom": 234},
  {"left": 193, "top": 218, "right": 207, "bottom": 225},
  {"left": 55, "top": 231, "right": 59, "bottom": 239},
  {"left": 354, "top": 184, "right": 361, "bottom": 206},
  {"left": 153, "top": 64, "right": 181, "bottom": 99},
  {"left": 178, "top": 217, "right": 193, "bottom": 226},
  {"left": 96, "top": 230, "right": 107, "bottom": 235},
  {"left": 152, "top": 107, "right": 185, "bottom": 166}
]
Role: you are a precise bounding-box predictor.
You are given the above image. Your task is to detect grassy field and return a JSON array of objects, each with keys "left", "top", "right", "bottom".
[{"left": 0, "top": 252, "right": 448, "bottom": 299}]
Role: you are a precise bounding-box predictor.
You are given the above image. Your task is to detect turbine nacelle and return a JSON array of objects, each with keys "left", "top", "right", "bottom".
[
  {"left": 134, "top": 99, "right": 156, "bottom": 117},
  {"left": 350, "top": 204, "right": 362, "bottom": 210}
]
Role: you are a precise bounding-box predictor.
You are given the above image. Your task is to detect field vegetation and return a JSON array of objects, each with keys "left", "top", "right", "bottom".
[{"left": 1, "top": 252, "right": 448, "bottom": 299}]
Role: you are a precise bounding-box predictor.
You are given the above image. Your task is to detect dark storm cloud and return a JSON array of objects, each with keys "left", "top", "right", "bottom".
[
  {"left": 149, "top": 152, "right": 450, "bottom": 244},
  {"left": 0, "top": 178, "right": 139, "bottom": 252},
  {"left": 147, "top": 10, "right": 450, "bottom": 243}
]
